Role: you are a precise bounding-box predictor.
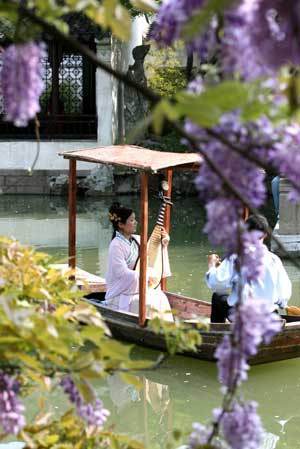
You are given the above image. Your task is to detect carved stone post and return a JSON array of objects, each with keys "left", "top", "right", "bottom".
[
  {"left": 272, "top": 178, "right": 300, "bottom": 255},
  {"left": 124, "top": 44, "right": 150, "bottom": 140}
]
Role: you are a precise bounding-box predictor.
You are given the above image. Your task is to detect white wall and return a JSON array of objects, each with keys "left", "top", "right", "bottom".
[{"left": 0, "top": 140, "right": 97, "bottom": 170}]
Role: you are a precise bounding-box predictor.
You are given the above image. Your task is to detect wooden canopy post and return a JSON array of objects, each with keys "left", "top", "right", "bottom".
[
  {"left": 139, "top": 172, "right": 149, "bottom": 327},
  {"left": 68, "top": 159, "right": 77, "bottom": 272},
  {"left": 161, "top": 168, "right": 173, "bottom": 291}
]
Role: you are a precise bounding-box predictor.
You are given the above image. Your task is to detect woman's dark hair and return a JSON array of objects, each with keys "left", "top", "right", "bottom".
[
  {"left": 246, "top": 214, "right": 269, "bottom": 233},
  {"left": 108, "top": 202, "right": 133, "bottom": 239}
]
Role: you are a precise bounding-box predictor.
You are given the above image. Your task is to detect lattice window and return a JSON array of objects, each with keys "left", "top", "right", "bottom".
[
  {"left": 59, "top": 53, "right": 83, "bottom": 114},
  {"left": 0, "top": 41, "right": 97, "bottom": 139}
]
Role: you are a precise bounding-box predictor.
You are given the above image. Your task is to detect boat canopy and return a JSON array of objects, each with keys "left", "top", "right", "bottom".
[
  {"left": 60, "top": 145, "right": 201, "bottom": 172},
  {"left": 59, "top": 144, "right": 201, "bottom": 327}
]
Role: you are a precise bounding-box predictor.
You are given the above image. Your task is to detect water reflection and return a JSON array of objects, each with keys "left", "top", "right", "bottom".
[
  {"left": 105, "top": 373, "right": 172, "bottom": 448},
  {"left": 98, "top": 348, "right": 300, "bottom": 449}
]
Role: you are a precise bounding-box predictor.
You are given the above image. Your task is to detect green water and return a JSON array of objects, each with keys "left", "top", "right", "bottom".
[{"left": 1, "top": 194, "right": 300, "bottom": 449}]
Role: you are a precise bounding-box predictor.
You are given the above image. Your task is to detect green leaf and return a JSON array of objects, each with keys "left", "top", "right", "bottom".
[
  {"left": 152, "top": 100, "right": 180, "bottom": 134},
  {"left": 0, "top": 3, "right": 18, "bottom": 23},
  {"left": 72, "top": 352, "right": 95, "bottom": 371},
  {"left": 183, "top": 0, "right": 234, "bottom": 40},
  {"left": 241, "top": 100, "right": 271, "bottom": 121},
  {"left": 80, "top": 325, "right": 105, "bottom": 344},
  {"left": 176, "top": 81, "right": 254, "bottom": 127},
  {"left": 86, "top": 0, "right": 131, "bottom": 41}
]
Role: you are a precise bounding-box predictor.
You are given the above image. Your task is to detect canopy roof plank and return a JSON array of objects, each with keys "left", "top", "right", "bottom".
[{"left": 60, "top": 145, "right": 201, "bottom": 172}]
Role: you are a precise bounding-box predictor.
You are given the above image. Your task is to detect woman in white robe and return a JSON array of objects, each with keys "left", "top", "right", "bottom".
[{"left": 104, "top": 202, "right": 173, "bottom": 322}]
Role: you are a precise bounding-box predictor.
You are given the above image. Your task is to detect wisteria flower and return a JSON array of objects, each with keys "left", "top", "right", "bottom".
[
  {"left": 232, "top": 297, "right": 282, "bottom": 357},
  {"left": 270, "top": 123, "right": 300, "bottom": 202},
  {"left": 204, "top": 198, "right": 242, "bottom": 254},
  {"left": 60, "top": 376, "right": 110, "bottom": 428},
  {"left": 239, "top": 231, "right": 266, "bottom": 283},
  {"left": 150, "top": 0, "right": 214, "bottom": 57},
  {"left": 0, "top": 372, "right": 25, "bottom": 435},
  {"left": 215, "top": 335, "right": 249, "bottom": 389},
  {"left": 221, "top": 400, "right": 263, "bottom": 449},
  {"left": 0, "top": 41, "right": 45, "bottom": 126},
  {"left": 223, "top": 0, "right": 300, "bottom": 79}
]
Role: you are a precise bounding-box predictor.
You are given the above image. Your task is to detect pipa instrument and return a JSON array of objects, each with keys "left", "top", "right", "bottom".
[{"left": 135, "top": 181, "right": 172, "bottom": 289}]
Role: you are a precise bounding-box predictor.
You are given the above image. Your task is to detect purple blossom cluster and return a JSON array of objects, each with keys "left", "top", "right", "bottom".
[
  {"left": 150, "top": 0, "right": 215, "bottom": 58},
  {"left": 0, "top": 372, "right": 25, "bottom": 435},
  {"left": 189, "top": 400, "right": 263, "bottom": 449},
  {"left": 152, "top": 0, "right": 300, "bottom": 77},
  {"left": 60, "top": 376, "right": 110, "bottom": 428},
  {"left": 239, "top": 231, "right": 266, "bottom": 283},
  {"left": 0, "top": 42, "right": 45, "bottom": 127},
  {"left": 204, "top": 198, "right": 242, "bottom": 254},
  {"left": 216, "top": 297, "right": 281, "bottom": 390},
  {"left": 188, "top": 421, "right": 215, "bottom": 448},
  {"left": 220, "top": 400, "right": 263, "bottom": 449},
  {"left": 184, "top": 77, "right": 273, "bottom": 256},
  {"left": 192, "top": 298, "right": 281, "bottom": 448},
  {"left": 191, "top": 111, "right": 268, "bottom": 210},
  {"left": 223, "top": 0, "right": 300, "bottom": 79},
  {"left": 215, "top": 334, "right": 249, "bottom": 390},
  {"left": 270, "top": 123, "right": 300, "bottom": 202},
  {"left": 232, "top": 297, "right": 282, "bottom": 357}
]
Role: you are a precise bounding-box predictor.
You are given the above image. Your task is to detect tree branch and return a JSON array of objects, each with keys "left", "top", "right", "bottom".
[{"left": 17, "top": 4, "right": 300, "bottom": 269}]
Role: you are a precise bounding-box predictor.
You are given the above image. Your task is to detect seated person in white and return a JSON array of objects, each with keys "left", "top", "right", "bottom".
[
  {"left": 104, "top": 202, "right": 173, "bottom": 322},
  {"left": 206, "top": 214, "right": 292, "bottom": 323}
]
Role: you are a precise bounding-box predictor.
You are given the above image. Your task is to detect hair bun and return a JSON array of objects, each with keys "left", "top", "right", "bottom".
[
  {"left": 109, "top": 202, "right": 121, "bottom": 214},
  {"left": 108, "top": 202, "right": 122, "bottom": 224},
  {"left": 108, "top": 202, "right": 133, "bottom": 230}
]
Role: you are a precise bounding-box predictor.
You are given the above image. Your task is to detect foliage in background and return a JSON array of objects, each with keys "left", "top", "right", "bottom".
[
  {"left": 148, "top": 67, "right": 187, "bottom": 97},
  {"left": 146, "top": 42, "right": 187, "bottom": 97},
  {"left": 137, "top": 129, "right": 187, "bottom": 153}
]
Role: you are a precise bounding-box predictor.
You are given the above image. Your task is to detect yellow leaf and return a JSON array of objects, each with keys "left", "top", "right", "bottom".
[
  {"left": 76, "top": 377, "right": 95, "bottom": 403},
  {"left": 120, "top": 372, "right": 142, "bottom": 389},
  {"left": 101, "top": 339, "right": 132, "bottom": 360},
  {"left": 35, "top": 412, "right": 53, "bottom": 427},
  {"left": 0, "top": 336, "right": 20, "bottom": 344},
  {"left": 130, "top": 0, "right": 158, "bottom": 12},
  {"left": 7, "top": 352, "right": 43, "bottom": 371}
]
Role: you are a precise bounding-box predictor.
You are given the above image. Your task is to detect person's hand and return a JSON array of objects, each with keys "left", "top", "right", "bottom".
[
  {"left": 148, "top": 276, "right": 158, "bottom": 287},
  {"left": 160, "top": 227, "right": 170, "bottom": 246},
  {"left": 207, "top": 253, "right": 221, "bottom": 269}
]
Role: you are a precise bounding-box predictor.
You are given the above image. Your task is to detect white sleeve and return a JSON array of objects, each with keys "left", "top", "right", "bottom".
[
  {"left": 205, "top": 256, "right": 235, "bottom": 293},
  {"left": 105, "top": 241, "right": 139, "bottom": 297},
  {"left": 275, "top": 258, "right": 292, "bottom": 308}
]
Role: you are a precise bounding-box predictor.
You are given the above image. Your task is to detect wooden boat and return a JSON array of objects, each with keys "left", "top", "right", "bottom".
[
  {"left": 59, "top": 145, "right": 300, "bottom": 365},
  {"left": 84, "top": 291, "right": 300, "bottom": 365}
]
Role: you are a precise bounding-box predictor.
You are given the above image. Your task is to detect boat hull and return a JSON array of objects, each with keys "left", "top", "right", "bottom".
[{"left": 86, "top": 294, "right": 300, "bottom": 365}]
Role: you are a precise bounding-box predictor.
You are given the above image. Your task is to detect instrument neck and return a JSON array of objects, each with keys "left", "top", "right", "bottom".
[{"left": 156, "top": 197, "right": 170, "bottom": 228}]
